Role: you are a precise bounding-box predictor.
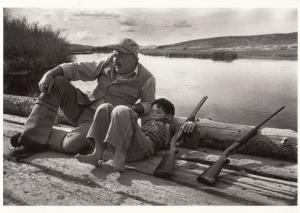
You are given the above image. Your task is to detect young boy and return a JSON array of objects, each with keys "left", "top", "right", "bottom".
[{"left": 76, "top": 98, "right": 195, "bottom": 171}]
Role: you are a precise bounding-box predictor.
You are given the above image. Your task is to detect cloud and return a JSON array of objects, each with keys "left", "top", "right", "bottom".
[
  {"left": 161, "top": 19, "right": 193, "bottom": 30},
  {"left": 58, "top": 28, "right": 68, "bottom": 32},
  {"left": 67, "top": 31, "right": 98, "bottom": 43},
  {"left": 73, "top": 11, "right": 120, "bottom": 19},
  {"left": 119, "top": 16, "right": 137, "bottom": 32},
  {"left": 124, "top": 29, "right": 136, "bottom": 32},
  {"left": 118, "top": 17, "right": 137, "bottom": 26},
  {"left": 172, "top": 20, "right": 192, "bottom": 28},
  {"left": 121, "top": 26, "right": 136, "bottom": 32}
]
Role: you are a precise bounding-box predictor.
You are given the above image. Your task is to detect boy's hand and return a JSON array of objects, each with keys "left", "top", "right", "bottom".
[{"left": 182, "top": 121, "right": 195, "bottom": 133}]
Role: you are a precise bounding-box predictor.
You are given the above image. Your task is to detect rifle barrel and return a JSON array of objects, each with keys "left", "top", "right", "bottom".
[
  {"left": 255, "top": 106, "right": 285, "bottom": 129},
  {"left": 187, "top": 96, "right": 208, "bottom": 121},
  {"left": 197, "top": 106, "right": 285, "bottom": 185}
]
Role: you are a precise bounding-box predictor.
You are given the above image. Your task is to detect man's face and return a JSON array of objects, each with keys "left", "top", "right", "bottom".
[
  {"left": 150, "top": 104, "right": 168, "bottom": 121},
  {"left": 113, "top": 51, "right": 138, "bottom": 74}
]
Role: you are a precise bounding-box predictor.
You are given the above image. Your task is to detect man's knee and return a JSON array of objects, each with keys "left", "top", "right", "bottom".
[
  {"left": 61, "top": 124, "right": 91, "bottom": 154},
  {"left": 61, "top": 134, "right": 88, "bottom": 154},
  {"left": 111, "top": 105, "right": 133, "bottom": 117},
  {"left": 95, "top": 103, "right": 113, "bottom": 115},
  {"left": 39, "top": 75, "right": 73, "bottom": 107}
]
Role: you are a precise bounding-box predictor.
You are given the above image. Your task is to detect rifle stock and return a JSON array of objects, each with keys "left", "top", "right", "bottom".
[
  {"left": 197, "top": 156, "right": 230, "bottom": 185},
  {"left": 152, "top": 130, "right": 181, "bottom": 178},
  {"left": 153, "top": 96, "right": 208, "bottom": 178},
  {"left": 197, "top": 106, "right": 285, "bottom": 185}
]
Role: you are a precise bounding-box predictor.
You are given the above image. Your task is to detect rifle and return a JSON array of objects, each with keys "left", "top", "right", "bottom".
[
  {"left": 153, "top": 96, "right": 208, "bottom": 178},
  {"left": 197, "top": 106, "right": 285, "bottom": 185}
]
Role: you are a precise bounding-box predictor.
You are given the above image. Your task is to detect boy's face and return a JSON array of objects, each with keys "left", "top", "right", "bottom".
[{"left": 150, "top": 104, "right": 170, "bottom": 121}]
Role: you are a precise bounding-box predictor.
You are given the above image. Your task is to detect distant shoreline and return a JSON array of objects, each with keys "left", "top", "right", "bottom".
[
  {"left": 139, "top": 48, "right": 297, "bottom": 61},
  {"left": 72, "top": 48, "right": 297, "bottom": 61}
]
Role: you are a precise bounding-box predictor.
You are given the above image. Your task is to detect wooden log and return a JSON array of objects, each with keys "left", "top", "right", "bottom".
[
  {"left": 128, "top": 156, "right": 297, "bottom": 205},
  {"left": 3, "top": 136, "right": 242, "bottom": 205},
  {"left": 172, "top": 117, "right": 297, "bottom": 161},
  {"left": 3, "top": 118, "right": 297, "bottom": 206},
  {"left": 3, "top": 94, "right": 297, "bottom": 161},
  {"left": 3, "top": 94, "right": 74, "bottom": 126},
  {"left": 177, "top": 148, "right": 297, "bottom": 182},
  {"left": 3, "top": 136, "right": 296, "bottom": 206}
]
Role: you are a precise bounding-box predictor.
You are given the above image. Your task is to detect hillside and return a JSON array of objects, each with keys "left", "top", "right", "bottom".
[
  {"left": 157, "top": 32, "right": 297, "bottom": 50},
  {"left": 69, "top": 44, "right": 94, "bottom": 53},
  {"left": 140, "top": 32, "right": 298, "bottom": 60}
]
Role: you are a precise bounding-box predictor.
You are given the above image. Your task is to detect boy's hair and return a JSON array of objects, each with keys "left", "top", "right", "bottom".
[{"left": 151, "top": 98, "right": 175, "bottom": 117}]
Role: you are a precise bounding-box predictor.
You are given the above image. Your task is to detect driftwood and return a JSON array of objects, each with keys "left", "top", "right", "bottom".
[
  {"left": 3, "top": 94, "right": 297, "bottom": 161},
  {"left": 172, "top": 117, "right": 297, "bottom": 161},
  {"left": 3, "top": 120, "right": 297, "bottom": 205},
  {"left": 3, "top": 94, "right": 74, "bottom": 126}
]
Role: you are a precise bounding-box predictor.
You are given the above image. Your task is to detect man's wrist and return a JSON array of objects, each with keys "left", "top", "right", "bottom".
[
  {"left": 46, "top": 66, "right": 63, "bottom": 78},
  {"left": 131, "top": 103, "right": 144, "bottom": 114}
]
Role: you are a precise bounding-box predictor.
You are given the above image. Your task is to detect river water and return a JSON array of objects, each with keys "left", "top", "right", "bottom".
[{"left": 72, "top": 53, "right": 297, "bottom": 131}]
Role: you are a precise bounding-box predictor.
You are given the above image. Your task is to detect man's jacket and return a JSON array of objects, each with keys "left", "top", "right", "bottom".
[{"left": 59, "top": 56, "right": 156, "bottom": 114}]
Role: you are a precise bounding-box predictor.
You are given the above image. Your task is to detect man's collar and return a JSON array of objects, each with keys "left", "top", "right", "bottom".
[{"left": 132, "top": 64, "right": 138, "bottom": 76}]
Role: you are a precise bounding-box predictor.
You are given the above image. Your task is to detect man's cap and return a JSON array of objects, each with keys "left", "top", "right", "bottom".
[{"left": 107, "top": 38, "right": 139, "bottom": 56}]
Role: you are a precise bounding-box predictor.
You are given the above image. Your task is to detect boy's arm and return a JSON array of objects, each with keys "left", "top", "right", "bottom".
[{"left": 164, "top": 124, "right": 177, "bottom": 147}]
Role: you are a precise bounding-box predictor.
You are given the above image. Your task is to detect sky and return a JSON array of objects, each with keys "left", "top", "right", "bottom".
[{"left": 2, "top": 1, "right": 299, "bottom": 46}]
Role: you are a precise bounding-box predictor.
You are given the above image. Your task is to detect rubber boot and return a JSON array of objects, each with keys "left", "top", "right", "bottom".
[{"left": 20, "top": 101, "right": 58, "bottom": 147}]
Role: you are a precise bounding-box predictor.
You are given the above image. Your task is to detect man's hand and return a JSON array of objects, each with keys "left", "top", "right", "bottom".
[
  {"left": 182, "top": 121, "right": 195, "bottom": 133},
  {"left": 38, "top": 73, "right": 54, "bottom": 94},
  {"left": 38, "top": 66, "right": 64, "bottom": 94},
  {"left": 129, "top": 103, "right": 144, "bottom": 114}
]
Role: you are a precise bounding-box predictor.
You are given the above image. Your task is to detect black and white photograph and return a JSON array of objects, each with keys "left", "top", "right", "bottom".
[{"left": 2, "top": 0, "right": 298, "bottom": 208}]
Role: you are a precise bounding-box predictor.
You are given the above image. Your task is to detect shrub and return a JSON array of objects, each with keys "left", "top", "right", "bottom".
[
  {"left": 210, "top": 51, "right": 238, "bottom": 61},
  {"left": 4, "top": 14, "right": 73, "bottom": 96}
]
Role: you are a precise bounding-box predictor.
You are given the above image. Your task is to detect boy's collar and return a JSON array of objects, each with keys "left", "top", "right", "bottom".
[{"left": 154, "top": 117, "right": 171, "bottom": 123}]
